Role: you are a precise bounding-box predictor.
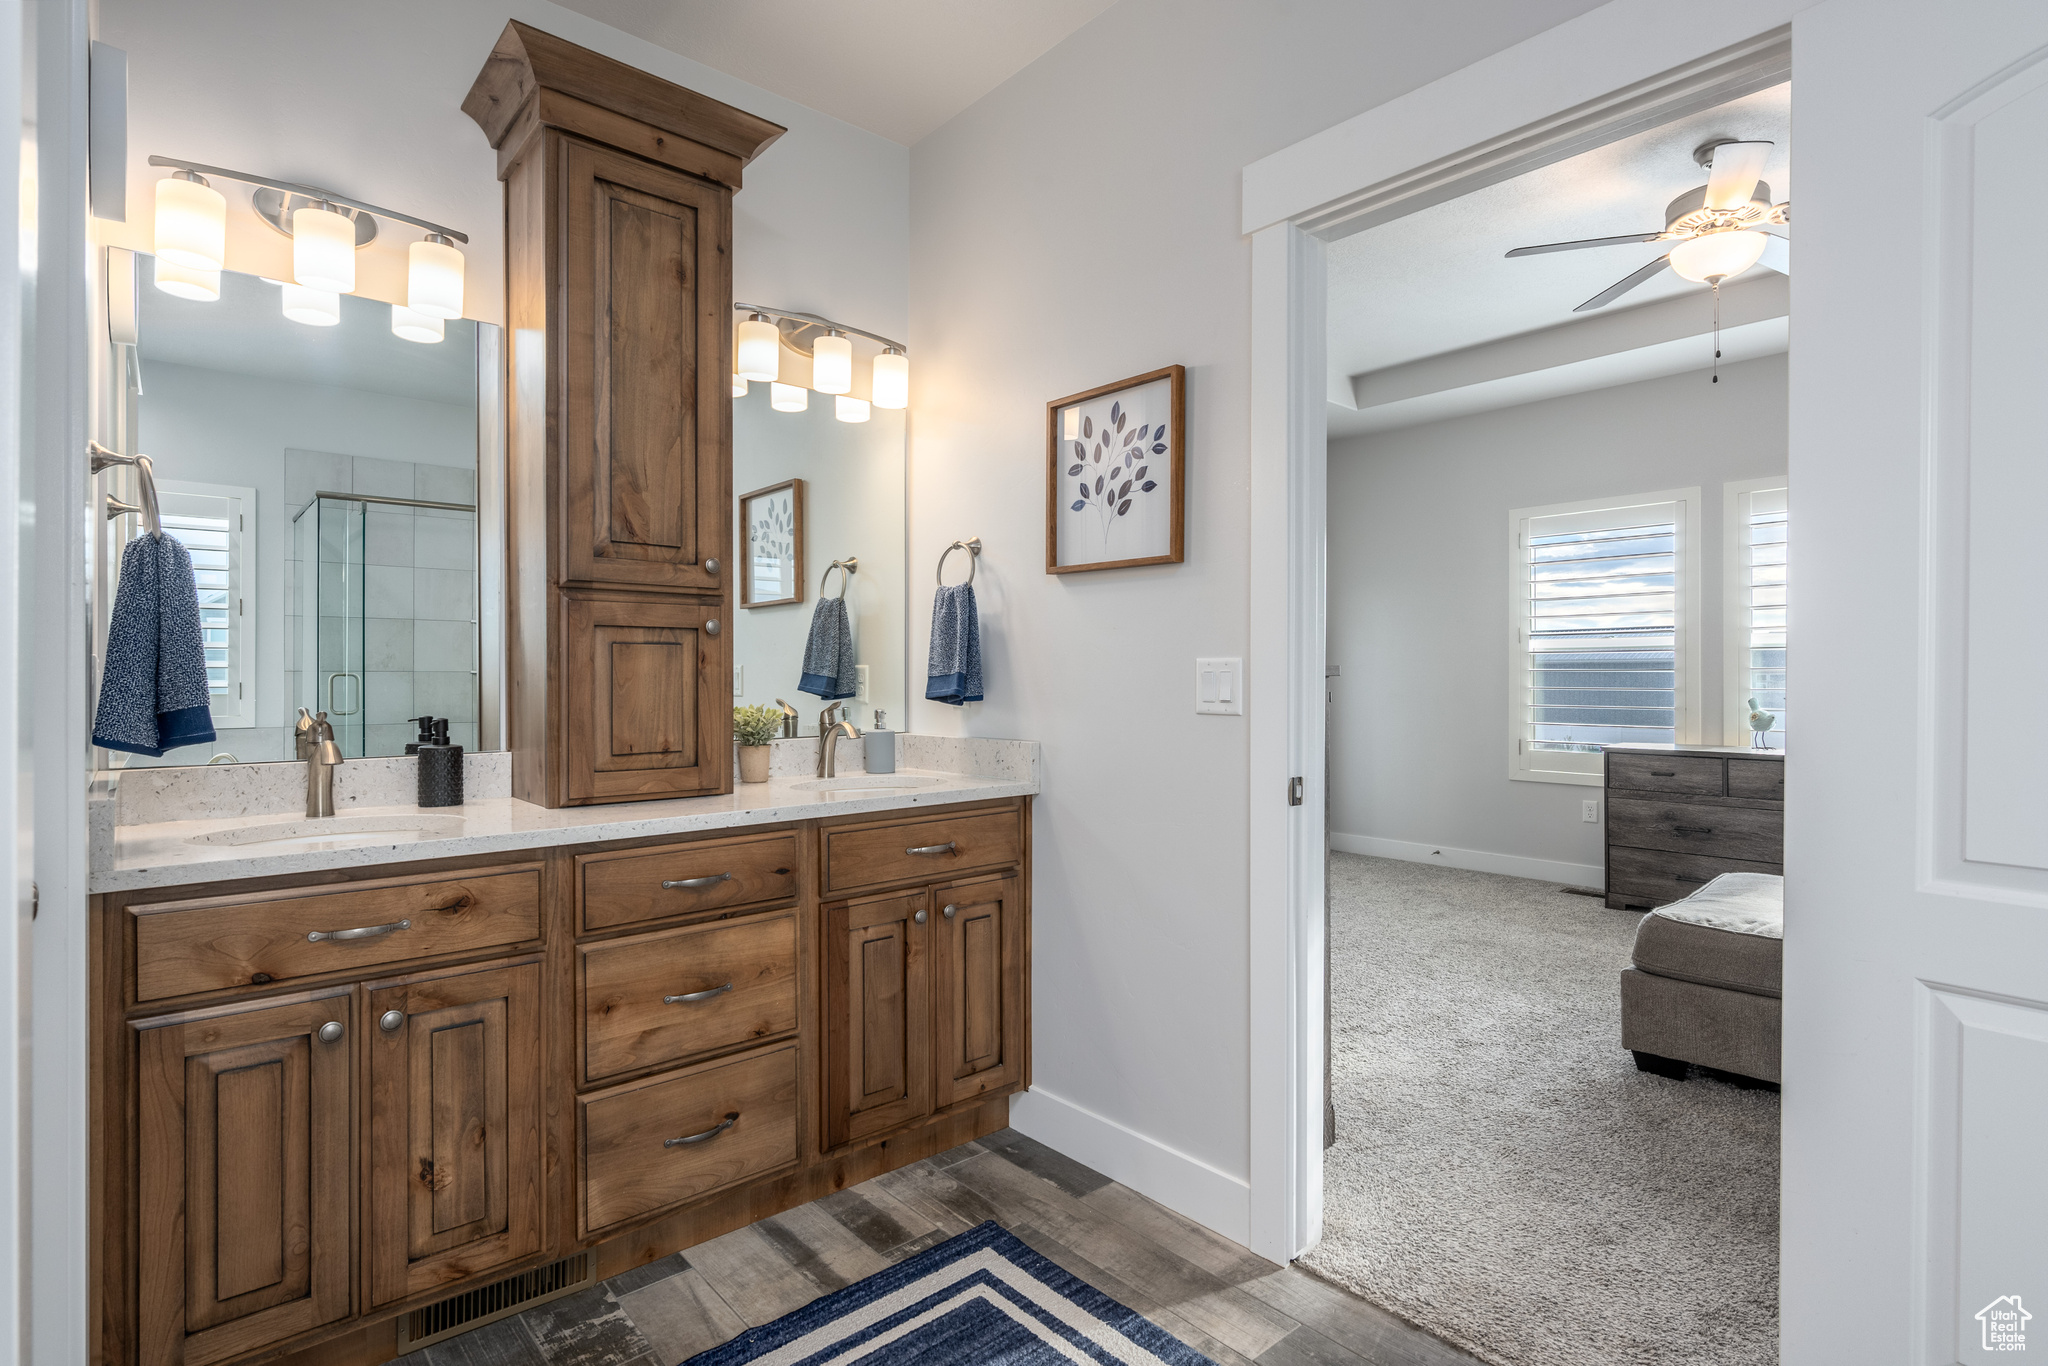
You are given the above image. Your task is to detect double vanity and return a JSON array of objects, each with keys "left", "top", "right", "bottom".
[{"left": 91, "top": 741, "right": 1036, "bottom": 1366}]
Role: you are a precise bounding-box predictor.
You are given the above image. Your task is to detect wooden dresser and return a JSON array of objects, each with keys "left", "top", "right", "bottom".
[{"left": 1603, "top": 744, "right": 1784, "bottom": 910}]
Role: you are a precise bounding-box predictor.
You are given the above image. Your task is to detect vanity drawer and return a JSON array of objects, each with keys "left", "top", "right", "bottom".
[
  {"left": 578, "top": 913, "right": 798, "bottom": 1084},
  {"left": 1605, "top": 752, "right": 1725, "bottom": 796},
  {"left": 131, "top": 865, "right": 543, "bottom": 1003},
  {"left": 1727, "top": 758, "right": 1785, "bottom": 800},
  {"left": 1608, "top": 797, "right": 1784, "bottom": 864},
  {"left": 1606, "top": 846, "right": 1782, "bottom": 909},
  {"left": 821, "top": 806, "right": 1023, "bottom": 895},
  {"left": 579, "top": 1043, "right": 798, "bottom": 1236},
  {"left": 578, "top": 831, "right": 799, "bottom": 934}
]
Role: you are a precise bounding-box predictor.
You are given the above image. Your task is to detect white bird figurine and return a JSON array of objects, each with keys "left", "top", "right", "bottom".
[{"left": 1747, "top": 697, "right": 1777, "bottom": 749}]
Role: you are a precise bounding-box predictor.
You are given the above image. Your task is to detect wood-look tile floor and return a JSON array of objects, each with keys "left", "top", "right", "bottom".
[{"left": 396, "top": 1130, "right": 1483, "bottom": 1366}]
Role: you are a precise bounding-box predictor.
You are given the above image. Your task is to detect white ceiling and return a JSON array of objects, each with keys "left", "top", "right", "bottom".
[
  {"left": 554, "top": 0, "right": 1122, "bottom": 145},
  {"left": 137, "top": 266, "right": 480, "bottom": 406},
  {"left": 1326, "top": 82, "right": 1791, "bottom": 390}
]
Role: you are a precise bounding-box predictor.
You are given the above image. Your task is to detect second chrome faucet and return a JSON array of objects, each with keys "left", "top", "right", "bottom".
[
  {"left": 296, "top": 706, "right": 346, "bottom": 816},
  {"left": 816, "top": 702, "right": 861, "bottom": 778}
]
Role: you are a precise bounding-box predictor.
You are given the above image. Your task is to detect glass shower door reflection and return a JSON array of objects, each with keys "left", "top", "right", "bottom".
[{"left": 294, "top": 495, "right": 369, "bottom": 758}]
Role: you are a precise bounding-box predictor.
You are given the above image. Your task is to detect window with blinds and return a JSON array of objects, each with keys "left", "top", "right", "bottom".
[
  {"left": 1727, "top": 482, "right": 1787, "bottom": 748},
  {"left": 156, "top": 483, "right": 254, "bottom": 728},
  {"left": 1510, "top": 491, "right": 1698, "bottom": 783}
]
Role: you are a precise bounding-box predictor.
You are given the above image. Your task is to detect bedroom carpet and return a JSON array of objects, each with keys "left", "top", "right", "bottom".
[{"left": 1302, "top": 853, "right": 1779, "bottom": 1366}]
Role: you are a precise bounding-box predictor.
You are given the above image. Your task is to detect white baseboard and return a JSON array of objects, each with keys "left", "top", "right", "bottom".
[
  {"left": 1331, "top": 831, "right": 1602, "bottom": 888},
  {"left": 1008, "top": 1087, "right": 1250, "bottom": 1245}
]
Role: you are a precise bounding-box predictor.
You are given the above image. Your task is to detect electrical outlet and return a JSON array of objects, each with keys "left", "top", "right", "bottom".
[
  {"left": 855, "top": 664, "right": 870, "bottom": 702},
  {"left": 1582, "top": 799, "right": 1600, "bottom": 823}
]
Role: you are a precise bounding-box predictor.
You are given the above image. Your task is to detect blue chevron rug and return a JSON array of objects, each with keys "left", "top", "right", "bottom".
[{"left": 682, "top": 1222, "right": 1218, "bottom": 1366}]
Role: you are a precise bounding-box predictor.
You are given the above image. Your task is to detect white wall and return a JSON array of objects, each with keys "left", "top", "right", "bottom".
[
  {"left": 95, "top": 0, "right": 909, "bottom": 339},
  {"left": 905, "top": 0, "right": 1611, "bottom": 1235},
  {"left": 1326, "top": 355, "right": 1787, "bottom": 885}
]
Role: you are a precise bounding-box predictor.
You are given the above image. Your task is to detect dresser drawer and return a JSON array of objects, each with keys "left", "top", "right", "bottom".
[
  {"left": 821, "top": 806, "right": 1023, "bottom": 895},
  {"left": 1726, "top": 758, "right": 1784, "bottom": 800},
  {"left": 579, "top": 913, "right": 798, "bottom": 1084},
  {"left": 1608, "top": 797, "right": 1783, "bottom": 864},
  {"left": 1606, "top": 846, "right": 1782, "bottom": 909},
  {"left": 579, "top": 1044, "right": 798, "bottom": 1235},
  {"left": 1606, "top": 752, "right": 1725, "bottom": 796},
  {"left": 578, "top": 831, "right": 799, "bottom": 934},
  {"left": 131, "top": 866, "right": 543, "bottom": 1003}
]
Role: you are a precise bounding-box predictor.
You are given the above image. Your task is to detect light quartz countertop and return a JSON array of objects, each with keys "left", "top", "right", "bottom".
[{"left": 93, "top": 736, "right": 1037, "bottom": 895}]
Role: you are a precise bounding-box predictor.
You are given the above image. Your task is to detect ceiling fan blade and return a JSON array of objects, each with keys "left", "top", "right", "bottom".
[
  {"left": 1704, "top": 141, "right": 1773, "bottom": 210},
  {"left": 1505, "top": 232, "right": 1666, "bottom": 258},
  {"left": 1573, "top": 256, "right": 1671, "bottom": 312},
  {"left": 1758, "top": 234, "right": 1791, "bottom": 276}
]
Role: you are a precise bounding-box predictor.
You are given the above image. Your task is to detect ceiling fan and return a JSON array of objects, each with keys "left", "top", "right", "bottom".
[{"left": 1507, "top": 139, "right": 1791, "bottom": 312}]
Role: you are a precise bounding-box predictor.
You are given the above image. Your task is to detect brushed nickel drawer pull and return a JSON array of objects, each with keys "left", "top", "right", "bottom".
[
  {"left": 664, "top": 1112, "right": 739, "bottom": 1148},
  {"left": 906, "top": 842, "right": 957, "bottom": 856},
  {"left": 664, "top": 983, "right": 734, "bottom": 1005},
  {"left": 1674, "top": 825, "right": 1715, "bottom": 835},
  {"left": 307, "top": 917, "right": 412, "bottom": 944},
  {"left": 663, "top": 873, "right": 732, "bottom": 891}
]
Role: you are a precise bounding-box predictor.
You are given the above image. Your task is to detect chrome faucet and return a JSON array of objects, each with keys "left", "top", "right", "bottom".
[
  {"left": 816, "top": 703, "right": 861, "bottom": 778},
  {"left": 294, "top": 706, "right": 318, "bottom": 762},
  {"left": 305, "top": 710, "right": 345, "bottom": 817}
]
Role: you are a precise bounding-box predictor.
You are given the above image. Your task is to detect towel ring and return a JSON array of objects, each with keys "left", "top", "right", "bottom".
[
  {"left": 937, "top": 537, "right": 981, "bottom": 587},
  {"left": 89, "top": 442, "right": 162, "bottom": 539},
  {"left": 820, "top": 557, "right": 857, "bottom": 599}
]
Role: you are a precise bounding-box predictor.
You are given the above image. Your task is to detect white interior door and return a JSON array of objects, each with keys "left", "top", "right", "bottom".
[{"left": 1790, "top": 2, "right": 2048, "bottom": 1361}]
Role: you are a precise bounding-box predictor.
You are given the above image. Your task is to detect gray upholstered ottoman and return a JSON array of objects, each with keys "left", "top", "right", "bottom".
[{"left": 1620, "top": 872, "right": 1782, "bottom": 1084}]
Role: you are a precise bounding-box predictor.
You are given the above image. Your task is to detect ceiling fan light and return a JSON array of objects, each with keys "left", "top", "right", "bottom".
[{"left": 1669, "top": 230, "right": 1768, "bottom": 283}]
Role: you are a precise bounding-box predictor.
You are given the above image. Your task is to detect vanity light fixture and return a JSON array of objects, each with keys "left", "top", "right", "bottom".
[
  {"left": 835, "top": 396, "right": 871, "bottom": 423},
  {"left": 391, "top": 304, "right": 445, "bottom": 344},
  {"left": 281, "top": 283, "right": 340, "bottom": 327},
  {"left": 407, "top": 234, "right": 465, "bottom": 319},
  {"left": 737, "top": 312, "right": 781, "bottom": 382},
  {"left": 811, "top": 330, "right": 853, "bottom": 395},
  {"left": 152, "top": 256, "right": 221, "bottom": 302},
  {"left": 872, "top": 347, "right": 909, "bottom": 410},
  {"left": 152, "top": 170, "right": 227, "bottom": 271},
  {"left": 732, "top": 375, "right": 749, "bottom": 398},
  {"left": 769, "top": 382, "right": 808, "bottom": 412},
  {"left": 293, "top": 202, "right": 357, "bottom": 293}
]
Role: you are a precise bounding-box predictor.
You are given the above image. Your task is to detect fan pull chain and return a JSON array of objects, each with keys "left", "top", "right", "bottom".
[{"left": 1711, "top": 279, "right": 1722, "bottom": 384}]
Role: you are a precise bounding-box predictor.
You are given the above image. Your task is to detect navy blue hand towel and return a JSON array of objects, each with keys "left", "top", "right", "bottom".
[
  {"left": 798, "top": 596, "right": 858, "bottom": 700},
  {"left": 91, "top": 533, "right": 217, "bottom": 757},
  {"left": 925, "top": 584, "right": 983, "bottom": 706}
]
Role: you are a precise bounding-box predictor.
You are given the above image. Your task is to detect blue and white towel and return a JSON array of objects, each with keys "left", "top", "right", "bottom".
[
  {"left": 925, "top": 584, "right": 983, "bottom": 706},
  {"left": 91, "top": 533, "right": 217, "bottom": 757},
  {"left": 799, "top": 596, "right": 858, "bottom": 700}
]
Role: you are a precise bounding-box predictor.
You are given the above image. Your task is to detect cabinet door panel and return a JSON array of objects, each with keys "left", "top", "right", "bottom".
[
  {"left": 562, "top": 136, "right": 729, "bottom": 591},
  {"left": 136, "top": 990, "right": 352, "bottom": 1366},
  {"left": 932, "top": 874, "right": 1025, "bottom": 1109},
  {"left": 823, "top": 889, "right": 930, "bottom": 1149},
  {"left": 366, "top": 959, "right": 543, "bottom": 1307},
  {"left": 563, "top": 591, "right": 728, "bottom": 803}
]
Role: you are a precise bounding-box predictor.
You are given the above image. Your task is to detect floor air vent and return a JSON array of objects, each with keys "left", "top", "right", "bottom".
[{"left": 396, "top": 1251, "right": 597, "bottom": 1352}]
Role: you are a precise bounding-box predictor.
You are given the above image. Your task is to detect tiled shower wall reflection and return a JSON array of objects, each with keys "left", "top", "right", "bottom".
[{"left": 285, "top": 449, "right": 478, "bottom": 757}]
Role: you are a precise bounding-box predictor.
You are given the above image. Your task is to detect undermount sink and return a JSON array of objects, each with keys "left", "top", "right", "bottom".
[
  {"left": 184, "top": 814, "right": 466, "bottom": 851},
  {"left": 788, "top": 775, "right": 944, "bottom": 797}
]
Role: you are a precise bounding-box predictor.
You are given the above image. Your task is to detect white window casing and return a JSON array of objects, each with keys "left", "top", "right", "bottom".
[
  {"left": 156, "top": 480, "right": 256, "bottom": 729},
  {"left": 1722, "top": 477, "right": 1787, "bottom": 749},
  {"left": 1508, "top": 488, "right": 1702, "bottom": 786}
]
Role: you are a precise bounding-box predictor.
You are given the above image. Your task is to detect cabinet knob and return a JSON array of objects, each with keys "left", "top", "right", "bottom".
[
  {"left": 943, "top": 904, "right": 958, "bottom": 919},
  {"left": 705, "top": 557, "right": 721, "bottom": 576},
  {"left": 705, "top": 618, "right": 721, "bottom": 636},
  {"left": 913, "top": 908, "right": 927, "bottom": 924},
  {"left": 378, "top": 1009, "right": 405, "bottom": 1033},
  {"left": 317, "top": 1020, "right": 344, "bottom": 1043}
]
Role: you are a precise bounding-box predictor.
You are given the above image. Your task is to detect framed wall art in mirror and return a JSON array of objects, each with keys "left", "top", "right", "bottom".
[
  {"left": 1046, "top": 364, "right": 1186, "bottom": 574},
  {"left": 740, "top": 478, "right": 804, "bottom": 609}
]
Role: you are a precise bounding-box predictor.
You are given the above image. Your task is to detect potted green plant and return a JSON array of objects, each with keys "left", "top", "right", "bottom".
[{"left": 733, "top": 704, "right": 782, "bottom": 783}]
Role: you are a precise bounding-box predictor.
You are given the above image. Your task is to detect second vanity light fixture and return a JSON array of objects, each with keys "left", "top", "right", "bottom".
[
  {"left": 147, "top": 155, "right": 468, "bottom": 342},
  {"left": 734, "top": 304, "right": 908, "bottom": 421}
]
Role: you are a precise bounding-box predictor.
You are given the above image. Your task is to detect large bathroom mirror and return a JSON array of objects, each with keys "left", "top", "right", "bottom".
[
  {"left": 97, "top": 253, "right": 502, "bottom": 768},
  {"left": 730, "top": 377, "right": 907, "bottom": 736}
]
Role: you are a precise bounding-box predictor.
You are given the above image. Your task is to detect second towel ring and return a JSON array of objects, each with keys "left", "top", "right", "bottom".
[
  {"left": 820, "top": 557, "right": 857, "bottom": 599},
  {"left": 937, "top": 537, "right": 982, "bottom": 587}
]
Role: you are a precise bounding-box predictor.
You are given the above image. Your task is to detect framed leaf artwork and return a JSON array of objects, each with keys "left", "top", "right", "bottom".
[
  {"left": 739, "top": 478, "right": 804, "bottom": 608},
  {"left": 1046, "top": 365, "right": 1185, "bottom": 573}
]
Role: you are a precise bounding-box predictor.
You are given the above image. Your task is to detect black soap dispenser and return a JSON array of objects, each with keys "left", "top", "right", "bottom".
[
  {"left": 404, "top": 715, "right": 436, "bottom": 756},
  {"left": 416, "top": 717, "right": 464, "bottom": 808}
]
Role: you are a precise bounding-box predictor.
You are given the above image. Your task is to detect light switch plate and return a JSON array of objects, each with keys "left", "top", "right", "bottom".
[
  {"left": 856, "top": 664, "right": 870, "bottom": 702},
  {"left": 733, "top": 665, "right": 744, "bottom": 695},
  {"left": 1196, "top": 658, "right": 1243, "bottom": 715}
]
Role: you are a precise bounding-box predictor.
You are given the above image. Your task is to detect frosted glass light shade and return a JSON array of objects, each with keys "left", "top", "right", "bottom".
[
  {"left": 282, "top": 283, "right": 340, "bottom": 326},
  {"left": 1669, "top": 230, "right": 1768, "bottom": 283},
  {"left": 732, "top": 375, "right": 748, "bottom": 398},
  {"left": 769, "top": 382, "right": 807, "bottom": 412},
  {"left": 293, "top": 204, "right": 356, "bottom": 293},
  {"left": 153, "top": 256, "right": 220, "bottom": 302},
  {"left": 811, "top": 331, "right": 852, "bottom": 394},
  {"left": 154, "top": 174, "right": 226, "bottom": 271},
  {"left": 872, "top": 348, "right": 909, "bottom": 409},
  {"left": 407, "top": 236, "right": 465, "bottom": 319},
  {"left": 1062, "top": 405, "right": 1079, "bottom": 441},
  {"left": 737, "top": 313, "right": 781, "bottom": 382},
  {"left": 391, "top": 304, "right": 444, "bottom": 344},
  {"left": 835, "top": 396, "right": 871, "bottom": 423}
]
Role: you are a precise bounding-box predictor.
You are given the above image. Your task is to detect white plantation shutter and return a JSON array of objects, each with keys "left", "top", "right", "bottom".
[
  {"left": 157, "top": 483, "right": 255, "bottom": 728},
  {"left": 1726, "top": 483, "right": 1787, "bottom": 747}
]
